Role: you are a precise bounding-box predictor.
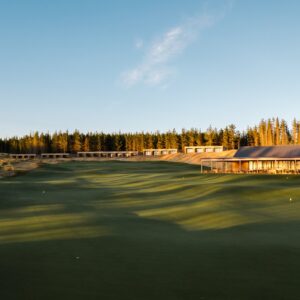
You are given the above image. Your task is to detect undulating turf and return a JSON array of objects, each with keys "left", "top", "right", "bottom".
[{"left": 1, "top": 161, "right": 300, "bottom": 299}]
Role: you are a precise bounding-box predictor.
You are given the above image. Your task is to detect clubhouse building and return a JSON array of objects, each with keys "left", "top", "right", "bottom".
[{"left": 201, "top": 145, "right": 300, "bottom": 174}]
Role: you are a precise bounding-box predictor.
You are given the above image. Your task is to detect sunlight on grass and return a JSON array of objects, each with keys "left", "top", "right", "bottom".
[
  {"left": 0, "top": 226, "right": 110, "bottom": 244},
  {"left": 42, "top": 179, "right": 79, "bottom": 185},
  {"left": 136, "top": 197, "right": 300, "bottom": 230},
  {"left": 2, "top": 162, "right": 300, "bottom": 238},
  {"left": 0, "top": 204, "right": 65, "bottom": 216},
  {"left": 0, "top": 209, "right": 111, "bottom": 244}
]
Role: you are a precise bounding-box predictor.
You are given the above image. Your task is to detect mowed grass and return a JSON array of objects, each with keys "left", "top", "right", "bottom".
[{"left": 1, "top": 161, "right": 300, "bottom": 300}]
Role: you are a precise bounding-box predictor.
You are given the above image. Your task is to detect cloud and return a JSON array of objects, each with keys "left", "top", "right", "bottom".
[{"left": 120, "top": 12, "right": 222, "bottom": 88}]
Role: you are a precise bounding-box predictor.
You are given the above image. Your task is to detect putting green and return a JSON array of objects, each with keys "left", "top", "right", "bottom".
[{"left": 0, "top": 161, "right": 300, "bottom": 299}]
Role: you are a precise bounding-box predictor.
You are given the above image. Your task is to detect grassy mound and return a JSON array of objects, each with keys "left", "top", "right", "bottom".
[{"left": 0, "top": 161, "right": 300, "bottom": 299}]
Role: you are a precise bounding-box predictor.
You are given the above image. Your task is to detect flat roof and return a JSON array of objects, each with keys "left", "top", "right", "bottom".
[
  {"left": 10, "top": 153, "right": 36, "bottom": 155},
  {"left": 41, "top": 153, "right": 70, "bottom": 155},
  {"left": 235, "top": 146, "right": 300, "bottom": 158},
  {"left": 185, "top": 146, "right": 223, "bottom": 148}
]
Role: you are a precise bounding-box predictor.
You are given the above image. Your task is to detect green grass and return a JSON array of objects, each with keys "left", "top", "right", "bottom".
[{"left": 1, "top": 161, "right": 300, "bottom": 300}]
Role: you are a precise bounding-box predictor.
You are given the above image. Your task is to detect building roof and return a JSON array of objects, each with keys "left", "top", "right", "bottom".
[{"left": 234, "top": 146, "right": 300, "bottom": 158}]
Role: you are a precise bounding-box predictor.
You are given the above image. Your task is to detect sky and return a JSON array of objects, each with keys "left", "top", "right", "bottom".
[{"left": 0, "top": 0, "right": 300, "bottom": 137}]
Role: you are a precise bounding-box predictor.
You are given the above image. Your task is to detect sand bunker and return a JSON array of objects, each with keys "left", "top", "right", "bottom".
[{"left": 0, "top": 159, "right": 40, "bottom": 177}]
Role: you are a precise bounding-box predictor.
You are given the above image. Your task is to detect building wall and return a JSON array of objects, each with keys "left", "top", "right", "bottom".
[
  {"left": 143, "top": 149, "right": 178, "bottom": 156},
  {"left": 185, "top": 146, "right": 224, "bottom": 154}
]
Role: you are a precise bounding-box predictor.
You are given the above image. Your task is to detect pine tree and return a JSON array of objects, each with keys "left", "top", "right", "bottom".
[
  {"left": 170, "top": 129, "right": 178, "bottom": 148},
  {"left": 194, "top": 129, "right": 203, "bottom": 146},
  {"left": 57, "top": 132, "right": 68, "bottom": 153},
  {"left": 51, "top": 132, "right": 58, "bottom": 153},
  {"left": 71, "top": 130, "right": 81, "bottom": 153},
  {"left": 156, "top": 132, "right": 162, "bottom": 149},
  {"left": 222, "top": 127, "right": 230, "bottom": 149},
  {"left": 259, "top": 120, "right": 267, "bottom": 146},
  {"left": 266, "top": 119, "right": 274, "bottom": 146},
  {"left": 280, "top": 120, "right": 289, "bottom": 145},
  {"left": 274, "top": 118, "right": 280, "bottom": 145},
  {"left": 292, "top": 118, "right": 298, "bottom": 144},
  {"left": 180, "top": 129, "right": 187, "bottom": 151},
  {"left": 228, "top": 124, "right": 236, "bottom": 149},
  {"left": 206, "top": 126, "right": 214, "bottom": 146},
  {"left": 297, "top": 122, "right": 300, "bottom": 144},
  {"left": 82, "top": 136, "right": 90, "bottom": 152}
]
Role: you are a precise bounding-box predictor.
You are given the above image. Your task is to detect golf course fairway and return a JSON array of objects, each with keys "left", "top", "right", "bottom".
[{"left": 1, "top": 161, "right": 300, "bottom": 300}]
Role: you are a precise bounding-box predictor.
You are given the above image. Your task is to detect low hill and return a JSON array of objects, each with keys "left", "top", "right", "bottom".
[{"left": 128, "top": 150, "right": 237, "bottom": 165}]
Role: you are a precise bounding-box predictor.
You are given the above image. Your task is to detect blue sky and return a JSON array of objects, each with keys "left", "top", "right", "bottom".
[{"left": 1, "top": 0, "right": 300, "bottom": 137}]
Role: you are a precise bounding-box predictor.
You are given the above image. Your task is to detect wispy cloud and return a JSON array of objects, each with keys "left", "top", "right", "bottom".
[{"left": 120, "top": 7, "right": 229, "bottom": 88}]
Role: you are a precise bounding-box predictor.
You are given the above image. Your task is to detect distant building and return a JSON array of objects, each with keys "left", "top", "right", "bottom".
[
  {"left": 184, "top": 146, "right": 225, "bottom": 154},
  {"left": 201, "top": 145, "right": 300, "bottom": 174},
  {"left": 77, "top": 151, "right": 138, "bottom": 158},
  {"left": 9, "top": 154, "right": 36, "bottom": 159},
  {"left": 143, "top": 149, "right": 178, "bottom": 156},
  {"left": 41, "top": 153, "right": 70, "bottom": 159}
]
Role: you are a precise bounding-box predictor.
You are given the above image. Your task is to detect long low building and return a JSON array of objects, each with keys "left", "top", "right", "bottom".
[
  {"left": 41, "top": 153, "right": 70, "bottom": 159},
  {"left": 201, "top": 145, "right": 300, "bottom": 174},
  {"left": 184, "top": 146, "right": 225, "bottom": 154},
  {"left": 77, "top": 151, "right": 139, "bottom": 158},
  {"left": 143, "top": 149, "right": 178, "bottom": 156},
  {"left": 9, "top": 154, "right": 37, "bottom": 159}
]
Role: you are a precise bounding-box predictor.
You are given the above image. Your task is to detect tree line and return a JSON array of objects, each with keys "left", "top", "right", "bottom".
[{"left": 1, "top": 118, "right": 300, "bottom": 154}]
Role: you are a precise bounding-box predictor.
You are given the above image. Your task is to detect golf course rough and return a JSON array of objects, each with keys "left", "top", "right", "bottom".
[{"left": 0, "top": 161, "right": 300, "bottom": 300}]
